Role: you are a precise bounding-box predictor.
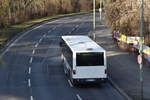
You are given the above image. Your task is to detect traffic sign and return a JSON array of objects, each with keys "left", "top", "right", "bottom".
[
  {"left": 148, "top": 55, "right": 150, "bottom": 62},
  {"left": 133, "top": 41, "right": 138, "bottom": 46},
  {"left": 137, "top": 55, "right": 142, "bottom": 64}
]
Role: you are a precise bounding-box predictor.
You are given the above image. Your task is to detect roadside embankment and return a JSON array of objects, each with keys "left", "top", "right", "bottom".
[{"left": 0, "top": 12, "right": 90, "bottom": 48}]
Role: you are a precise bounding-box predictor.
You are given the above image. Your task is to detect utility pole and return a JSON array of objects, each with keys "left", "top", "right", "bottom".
[
  {"left": 139, "top": 0, "right": 144, "bottom": 100},
  {"left": 99, "top": 0, "right": 102, "bottom": 21},
  {"left": 130, "top": 0, "right": 133, "bottom": 9},
  {"left": 93, "top": 0, "right": 96, "bottom": 40}
]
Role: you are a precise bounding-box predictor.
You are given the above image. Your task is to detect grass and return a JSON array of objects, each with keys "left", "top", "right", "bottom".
[{"left": 0, "top": 11, "right": 90, "bottom": 46}]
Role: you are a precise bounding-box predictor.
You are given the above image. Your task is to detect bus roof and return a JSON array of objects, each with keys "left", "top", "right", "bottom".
[{"left": 62, "top": 35, "right": 105, "bottom": 53}]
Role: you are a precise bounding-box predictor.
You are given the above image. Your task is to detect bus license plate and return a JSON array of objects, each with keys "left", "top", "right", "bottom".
[{"left": 85, "top": 79, "right": 96, "bottom": 82}]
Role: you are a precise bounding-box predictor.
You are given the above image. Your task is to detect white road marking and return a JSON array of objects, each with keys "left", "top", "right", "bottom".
[
  {"left": 39, "top": 38, "right": 43, "bottom": 43},
  {"left": 72, "top": 28, "right": 75, "bottom": 31},
  {"left": 30, "top": 96, "right": 34, "bottom": 100},
  {"left": 32, "top": 50, "right": 35, "bottom": 54},
  {"left": 35, "top": 43, "right": 39, "bottom": 48},
  {"left": 48, "top": 26, "right": 57, "bottom": 33},
  {"left": 28, "top": 67, "right": 31, "bottom": 74},
  {"left": 43, "top": 34, "right": 46, "bottom": 37},
  {"left": 76, "top": 94, "right": 82, "bottom": 100},
  {"left": 76, "top": 25, "right": 79, "bottom": 28},
  {"left": 5, "top": 48, "right": 9, "bottom": 52},
  {"left": 68, "top": 80, "right": 73, "bottom": 87},
  {"left": 48, "top": 30, "right": 51, "bottom": 33},
  {"left": 1, "top": 20, "right": 58, "bottom": 57},
  {"left": 30, "top": 57, "right": 33, "bottom": 63},
  {"left": 28, "top": 79, "right": 31, "bottom": 87}
]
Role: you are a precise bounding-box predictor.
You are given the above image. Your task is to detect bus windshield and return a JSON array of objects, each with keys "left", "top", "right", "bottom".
[{"left": 76, "top": 52, "right": 104, "bottom": 66}]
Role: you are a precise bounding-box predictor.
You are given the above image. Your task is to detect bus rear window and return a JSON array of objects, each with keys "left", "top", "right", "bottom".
[{"left": 76, "top": 53, "right": 104, "bottom": 66}]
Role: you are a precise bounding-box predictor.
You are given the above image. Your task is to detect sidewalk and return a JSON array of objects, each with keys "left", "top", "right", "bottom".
[{"left": 95, "top": 14, "right": 150, "bottom": 100}]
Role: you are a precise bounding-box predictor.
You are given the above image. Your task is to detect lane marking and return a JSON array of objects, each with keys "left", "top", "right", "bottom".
[
  {"left": 43, "top": 34, "right": 46, "bottom": 37},
  {"left": 28, "top": 79, "right": 31, "bottom": 87},
  {"left": 76, "top": 94, "right": 82, "bottom": 100},
  {"left": 68, "top": 80, "right": 73, "bottom": 87},
  {"left": 30, "top": 57, "right": 33, "bottom": 63},
  {"left": 5, "top": 48, "right": 9, "bottom": 52},
  {"left": 76, "top": 25, "right": 79, "bottom": 28},
  {"left": 48, "top": 26, "right": 57, "bottom": 33},
  {"left": 32, "top": 50, "right": 35, "bottom": 54},
  {"left": 70, "top": 25, "right": 79, "bottom": 34},
  {"left": 30, "top": 96, "right": 34, "bottom": 100},
  {"left": 35, "top": 43, "right": 39, "bottom": 48},
  {"left": 39, "top": 38, "right": 43, "bottom": 43},
  {"left": 28, "top": 67, "right": 31, "bottom": 74},
  {"left": 48, "top": 30, "right": 51, "bottom": 33},
  {"left": 1, "top": 19, "right": 58, "bottom": 57}
]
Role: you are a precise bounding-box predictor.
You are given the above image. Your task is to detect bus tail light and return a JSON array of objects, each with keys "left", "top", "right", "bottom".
[
  {"left": 73, "top": 69, "right": 76, "bottom": 74},
  {"left": 105, "top": 69, "right": 107, "bottom": 74}
]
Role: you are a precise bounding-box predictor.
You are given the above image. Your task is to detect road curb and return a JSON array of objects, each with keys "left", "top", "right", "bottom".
[
  {"left": 94, "top": 14, "right": 134, "bottom": 100},
  {"left": 108, "top": 78, "right": 133, "bottom": 100}
]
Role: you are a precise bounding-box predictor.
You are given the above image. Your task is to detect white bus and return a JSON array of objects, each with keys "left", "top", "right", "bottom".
[{"left": 60, "top": 36, "right": 107, "bottom": 85}]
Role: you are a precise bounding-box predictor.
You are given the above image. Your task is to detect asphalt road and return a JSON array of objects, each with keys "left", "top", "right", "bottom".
[{"left": 0, "top": 14, "right": 125, "bottom": 100}]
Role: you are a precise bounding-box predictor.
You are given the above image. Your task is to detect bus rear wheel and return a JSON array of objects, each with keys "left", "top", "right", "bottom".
[{"left": 63, "top": 66, "right": 68, "bottom": 75}]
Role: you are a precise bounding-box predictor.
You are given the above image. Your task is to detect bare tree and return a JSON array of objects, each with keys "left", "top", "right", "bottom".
[{"left": 0, "top": 0, "right": 94, "bottom": 29}]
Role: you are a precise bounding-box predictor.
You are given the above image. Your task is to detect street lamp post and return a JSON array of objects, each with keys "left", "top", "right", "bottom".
[
  {"left": 99, "top": 0, "right": 102, "bottom": 21},
  {"left": 93, "top": 0, "right": 96, "bottom": 40},
  {"left": 139, "top": 0, "right": 144, "bottom": 100}
]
